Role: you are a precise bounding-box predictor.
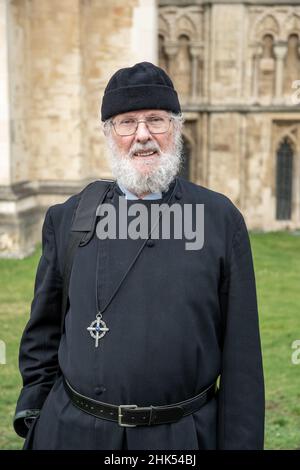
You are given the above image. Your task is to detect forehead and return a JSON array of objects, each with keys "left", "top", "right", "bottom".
[{"left": 114, "top": 109, "right": 168, "bottom": 119}]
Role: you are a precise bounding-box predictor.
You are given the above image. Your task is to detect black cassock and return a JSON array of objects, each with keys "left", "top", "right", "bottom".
[{"left": 14, "top": 177, "right": 265, "bottom": 450}]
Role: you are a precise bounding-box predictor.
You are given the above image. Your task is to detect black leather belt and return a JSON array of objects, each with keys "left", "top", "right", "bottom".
[{"left": 63, "top": 377, "right": 218, "bottom": 427}]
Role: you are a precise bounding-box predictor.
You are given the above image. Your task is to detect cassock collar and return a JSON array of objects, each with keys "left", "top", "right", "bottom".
[
  {"left": 112, "top": 178, "right": 179, "bottom": 204},
  {"left": 117, "top": 182, "right": 162, "bottom": 200}
]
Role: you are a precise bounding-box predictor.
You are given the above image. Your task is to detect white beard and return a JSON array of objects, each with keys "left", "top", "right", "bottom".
[{"left": 106, "top": 130, "right": 183, "bottom": 196}]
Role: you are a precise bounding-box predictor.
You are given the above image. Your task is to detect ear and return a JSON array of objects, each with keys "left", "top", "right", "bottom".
[{"left": 102, "top": 121, "right": 108, "bottom": 137}]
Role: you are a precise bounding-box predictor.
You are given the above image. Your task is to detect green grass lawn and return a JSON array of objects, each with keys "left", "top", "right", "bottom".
[
  {"left": 0, "top": 233, "right": 299, "bottom": 449},
  {"left": 251, "top": 232, "right": 300, "bottom": 450}
]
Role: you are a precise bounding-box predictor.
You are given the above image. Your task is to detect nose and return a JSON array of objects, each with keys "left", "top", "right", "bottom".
[{"left": 134, "top": 121, "right": 152, "bottom": 143}]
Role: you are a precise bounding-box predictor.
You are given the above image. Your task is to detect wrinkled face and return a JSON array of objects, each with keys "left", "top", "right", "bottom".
[
  {"left": 109, "top": 109, "right": 174, "bottom": 176},
  {"left": 104, "top": 109, "right": 183, "bottom": 196}
]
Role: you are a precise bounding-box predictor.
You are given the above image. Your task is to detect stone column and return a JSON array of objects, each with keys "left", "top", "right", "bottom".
[
  {"left": 131, "top": 0, "right": 158, "bottom": 64},
  {"left": 190, "top": 45, "right": 202, "bottom": 100},
  {"left": 0, "top": 0, "right": 11, "bottom": 187},
  {"left": 252, "top": 45, "right": 263, "bottom": 102},
  {"left": 273, "top": 42, "right": 287, "bottom": 102},
  {"left": 164, "top": 43, "right": 178, "bottom": 78},
  {"left": 0, "top": 0, "right": 85, "bottom": 258}
]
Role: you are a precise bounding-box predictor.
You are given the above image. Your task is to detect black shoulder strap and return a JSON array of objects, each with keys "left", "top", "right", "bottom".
[{"left": 60, "top": 179, "right": 114, "bottom": 335}]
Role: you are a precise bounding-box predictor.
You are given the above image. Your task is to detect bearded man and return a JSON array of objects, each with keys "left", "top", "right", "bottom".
[{"left": 14, "top": 62, "right": 265, "bottom": 450}]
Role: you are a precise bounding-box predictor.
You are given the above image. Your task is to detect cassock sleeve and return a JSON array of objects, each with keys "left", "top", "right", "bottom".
[
  {"left": 13, "top": 207, "right": 63, "bottom": 438},
  {"left": 217, "top": 213, "right": 265, "bottom": 449}
]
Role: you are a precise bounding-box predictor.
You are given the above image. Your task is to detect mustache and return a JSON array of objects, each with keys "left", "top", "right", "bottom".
[{"left": 128, "top": 142, "right": 161, "bottom": 158}]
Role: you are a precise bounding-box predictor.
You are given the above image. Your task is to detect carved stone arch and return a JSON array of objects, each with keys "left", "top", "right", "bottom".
[
  {"left": 258, "top": 33, "right": 276, "bottom": 98},
  {"left": 282, "top": 13, "right": 300, "bottom": 40},
  {"left": 159, "top": 7, "right": 178, "bottom": 42},
  {"left": 260, "top": 31, "right": 277, "bottom": 45},
  {"left": 252, "top": 13, "right": 280, "bottom": 43},
  {"left": 159, "top": 8, "right": 179, "bottom": 78},
  {"left": 287, "top": 124, "right": 299, "bottom": 143},
  {"left": 171, "top": 33, "right": 192, "bottom": 99},
  {"left": 261, "top": 33, "right": 275, "bottom": 58},
  {"left": 283, "top": 33, "right": 300, "bottom": 95},
  {"left": 250, "top": 14, "right": 279, "bottom": 101},
  {"left": 158, "top": 15, "right": 170, "bottom": 41},
  {"left": 177, "top": 31, "right": 192, "bottom": 44},
  {"left": 287, "top": 32, "right": 300, "bottom": 40},
  {"left": 274, "top": 131, "right": 297, "bottom": 157},
  {"left": 176, "top": 14, "right": 196, "bottom": 42}
]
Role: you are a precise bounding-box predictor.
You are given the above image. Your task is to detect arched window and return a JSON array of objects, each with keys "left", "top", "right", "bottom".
[
  {"left": 179, "top": 137, "right": 191, "bottom": 180},
  {"left": 262, "top": 34, "right": 275, "bottom": 59},
  {"left": 258, "top": 34, "right": 275, "bottom": 98},
  {"left": 276, "top": 138, "right": 293, "bottom": 220},
  {"left": 283, "top": 34, "right": 300, "bottom": 95},
  {"left": 172, "top": 34, "right": 192, "bottom": 98}
]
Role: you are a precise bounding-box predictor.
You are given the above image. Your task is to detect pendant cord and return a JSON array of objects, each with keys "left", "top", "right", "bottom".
[{"left": 95, "top": 179, "right": 178, "bottom": 316}]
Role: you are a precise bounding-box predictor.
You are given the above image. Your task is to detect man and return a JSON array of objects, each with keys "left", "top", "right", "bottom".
[{"left": 14, "top": 62, "right": 265, "bottom": 450}]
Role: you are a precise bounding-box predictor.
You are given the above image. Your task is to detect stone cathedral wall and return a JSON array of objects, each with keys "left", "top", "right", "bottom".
[
  {"left": 1, "top": 0, "right": 300, "bottom": 257},
  {"left": 0, "top": 0, "right": 157, "bottom": 257}
]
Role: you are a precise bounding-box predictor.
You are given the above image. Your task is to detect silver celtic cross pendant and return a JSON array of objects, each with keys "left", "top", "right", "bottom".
[{"left": 87, "top": 313, "right": 109, "bottom": 347}]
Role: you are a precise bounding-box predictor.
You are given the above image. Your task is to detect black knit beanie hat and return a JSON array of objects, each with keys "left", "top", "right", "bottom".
[{"left": 101, "top": 61, "right": 181, "bottom": 121}]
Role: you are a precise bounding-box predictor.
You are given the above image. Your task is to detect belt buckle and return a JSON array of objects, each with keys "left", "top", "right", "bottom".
[{"left": 118, "top": 404, "right": 137, "bottom": 427}]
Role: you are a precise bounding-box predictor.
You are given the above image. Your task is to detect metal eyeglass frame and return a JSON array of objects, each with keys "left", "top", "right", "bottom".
[{"left": 111, "top": 115, "right": 173, "bottom": 137}]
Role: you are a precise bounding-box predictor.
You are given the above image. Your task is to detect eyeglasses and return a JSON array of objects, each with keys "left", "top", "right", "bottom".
[{"left": 111, "top": 115, "right": 172, "bottom": 136}]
